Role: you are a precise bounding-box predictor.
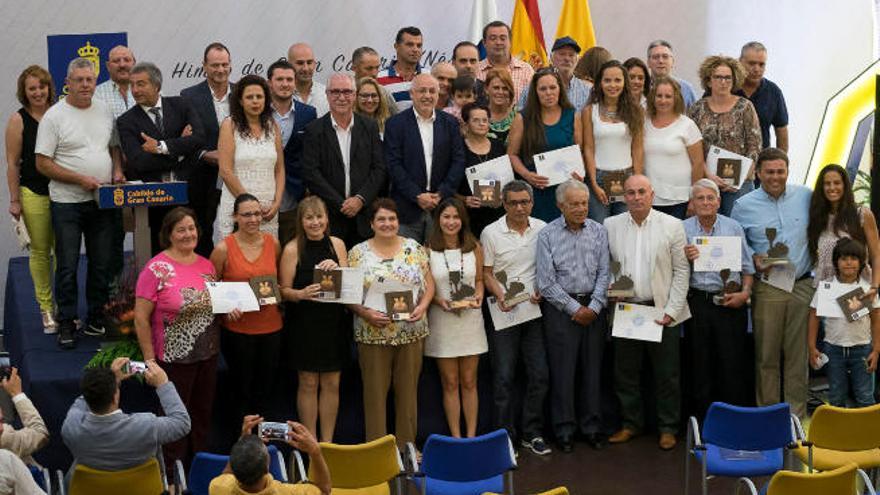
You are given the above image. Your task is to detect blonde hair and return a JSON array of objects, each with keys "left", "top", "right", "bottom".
[{"left": 355, "top": 77, "right": 391, "bottom": 133}]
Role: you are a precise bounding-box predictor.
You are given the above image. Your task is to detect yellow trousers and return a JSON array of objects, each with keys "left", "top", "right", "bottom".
[{"left": 21, "top": 187, "right": 54, "bottom": 311}]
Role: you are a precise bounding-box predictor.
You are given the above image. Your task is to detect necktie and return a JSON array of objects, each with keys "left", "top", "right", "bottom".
[{"left": 149, "top": 107, "right": 164, "bottom": 135}]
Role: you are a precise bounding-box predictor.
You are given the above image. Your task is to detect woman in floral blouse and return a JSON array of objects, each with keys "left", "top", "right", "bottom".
[
  {"left": 348, "top": 198, "right": 435, "bottom": 448},
  {"left": 688, "top": 55, "right": 761, "bottom": 216},
  {"left": 134, "top": 206, "right": 219, "bottom": 474}
]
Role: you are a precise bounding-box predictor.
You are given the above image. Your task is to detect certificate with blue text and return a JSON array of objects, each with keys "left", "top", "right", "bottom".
[{"left": 612, "top": 303, "right": 663, "bottom": 342}]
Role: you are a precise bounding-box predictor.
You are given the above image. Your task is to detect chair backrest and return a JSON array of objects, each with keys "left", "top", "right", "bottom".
[
  {"left": 422, "top": 429, "right": 516, "bottom": 482},
  {"left": 28, "top": 465, "right": 47, "bottom": 491},
  {"left": 767, "top": 463, "right": 859, "bottom": 495},
  {"left": 313, "top": 434, "right": 402, "bottom": 489},
  {"left": 69, "top": 458, "right": 164, "bottom": 495},
  {"left": 808, "top": 403, "right": 880, "bottom": 451},
  {"left": 702, "top": 402, "right": 792, "bottom": 451},
  {"left": 267, "top": 444, "right": 287, "bottom": 482},
  {"left": 536, "top": 488, "right": 569, "bottom": 495},
  {"left": 189, "top": 452, "right": 229, "bottom": 495}
]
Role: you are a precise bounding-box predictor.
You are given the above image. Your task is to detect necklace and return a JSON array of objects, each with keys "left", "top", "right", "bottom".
[{"left": 600, "top": 104, "right": 618, "bottom": 119}]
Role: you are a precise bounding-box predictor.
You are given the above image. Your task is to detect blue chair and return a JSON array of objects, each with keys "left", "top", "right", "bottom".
[
  {"left": 28, "top": 464, "right": 50, "bottom": 494},
  {"left": 179, "top": 444, "right": 291, "bottom": 495},
  {"left": 684, "top": 402, "right": 796, "bottom": 495},
  {"left": 411, "top": 429, "right": 517, "bottom": 495}
]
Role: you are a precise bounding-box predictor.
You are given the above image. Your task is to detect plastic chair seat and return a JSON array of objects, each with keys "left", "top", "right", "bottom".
[
  {"left": 694, "top": 445, "right": 784, "bottom": 477},
  {"left": 69, "top": 458, "right": 164, "bottom": 495},
  {"left": 793, "top": 443, "right": 880, "bottom": 471},
  {"left": 333, "top": 484, "right": 391, "bottom": 495},
  {"left": 418, "top": 474, "right": 504, "bottom": 495}
]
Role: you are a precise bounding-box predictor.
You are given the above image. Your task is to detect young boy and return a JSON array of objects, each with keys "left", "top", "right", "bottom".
[
  {"left": 443, "top": 75, "right": 476, "bottom": 124},
  {"left": 808, "top": 237, "right": 880, "bottom": 407}
]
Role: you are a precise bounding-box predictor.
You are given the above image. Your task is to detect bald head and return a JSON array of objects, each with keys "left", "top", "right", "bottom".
[
  {"left": 623, "top": 174, "right": 654, "bottom": 219},
  {"left": 287, "top": 43, "right": 317, "bottom": 84},
  {"left": 106, "top": 45, "right": 135, "bottom": 84},
  {"left": 431, "top": 62, "right": 457, "bottom": 102},
  {"left": 411, "top": 73, "right": 439, "bottom": 118}
]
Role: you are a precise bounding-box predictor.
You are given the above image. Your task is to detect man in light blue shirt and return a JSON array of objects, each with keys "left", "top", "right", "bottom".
[
  {"left": 647, "top": 40, "right": 697, "bottom": 108},
  {"left": 731, "top": 147, "right": 813, "bottom": 418},
  {"left": 683, "top": 179, "right": 754, "bottom": 418},
  {"left": 517, "top": 37, "right": 591, "bottom": 111}
]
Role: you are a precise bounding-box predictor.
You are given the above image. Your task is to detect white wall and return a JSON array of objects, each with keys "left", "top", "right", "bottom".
[{"left": 0, "top": 0, "right": 874, "bottom": 323}]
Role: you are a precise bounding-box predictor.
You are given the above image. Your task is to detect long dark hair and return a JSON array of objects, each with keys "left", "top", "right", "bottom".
[
  {"left": 807, "top": 164, "right": 865, "bottom": 262},
  {"left": 588, "top": 60, "right": 644, "bottom": 140},
  {"left": 427, "top": 197, "right": 478, "bottom": 253},
  {"left": 521, "top": 69, "right": 573, "bottom": 162},
  {"left": 231, "top": 193, "right": 260, "bottom": 233},
  {"left": 229, "top": 74, "right": 274, "bottom": 138}
]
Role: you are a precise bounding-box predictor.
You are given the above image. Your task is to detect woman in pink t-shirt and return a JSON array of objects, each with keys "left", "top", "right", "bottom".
[{"left": 134, "top": 206, "right": 219, "bottom": 473}]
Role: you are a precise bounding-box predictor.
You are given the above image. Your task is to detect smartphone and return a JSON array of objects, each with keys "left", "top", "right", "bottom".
[
  {"left": 125, "top": 360, "right": 147, "bottom": 374},
  {"left": 258, "top": 422, "right": 289, "bottom": 441}
]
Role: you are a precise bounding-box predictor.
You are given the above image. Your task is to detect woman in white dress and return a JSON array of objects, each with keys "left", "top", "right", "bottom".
[
  {"left": 217, "top": 74, "right": 285, "bottom": 238},
  {"left": 425, "top": 197, "right": 488, "bottom": 438}
]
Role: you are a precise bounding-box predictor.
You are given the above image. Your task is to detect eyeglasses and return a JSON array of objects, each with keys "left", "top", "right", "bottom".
[
  {"left": 535, "top": 67, "right": 558, "bottom": 76},
  {"left": 504, "top": 199, "right": 532, "bottom": 207},
  {"left": 328, "top": 89, "right": 355, "bottom": 98},
  {"left": 712, "top": 75, "right": 733, "bottom": 82},
  {"left": 358, "top": 93, "right": 380, "bottom": 100}
]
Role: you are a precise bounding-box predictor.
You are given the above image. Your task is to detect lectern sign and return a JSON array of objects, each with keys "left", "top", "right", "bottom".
[{"left": 96, "top": 182, "right": 188, "bottom": 209}]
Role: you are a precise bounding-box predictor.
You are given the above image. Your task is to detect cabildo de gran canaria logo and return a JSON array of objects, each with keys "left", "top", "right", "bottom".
[
  {"left": 113, "top": 187, "right": 125, "bottom": 207},
  {"left": 46, "top": 32, "right": 127, "bottom": 97}
]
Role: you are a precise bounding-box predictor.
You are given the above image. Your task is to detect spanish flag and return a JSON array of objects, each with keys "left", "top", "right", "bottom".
[
  {"left": 555, "top": 0, "right": 596, "bottom": 54},
  {"left": 510, "top": 0, "right": 547, "bottom": 67}
]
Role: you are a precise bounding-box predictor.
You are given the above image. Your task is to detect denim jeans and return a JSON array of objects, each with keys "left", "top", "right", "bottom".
[
  {"left": 50, "top": 201, "right": 121, "bottom": 322},
  {"left": 720, "top": 179, "right": 755, "bottom": 217},
  {"left": 824, "top": 342, "right": 876, "bottom": 407},
  {"left": 489, "top": 316, "right": 549, "bottom": 441}
]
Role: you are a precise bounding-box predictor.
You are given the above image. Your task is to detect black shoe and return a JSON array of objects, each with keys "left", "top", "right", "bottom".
[
  {"left": 557, "top": 436, "right": 574, "bottom": 453},
  {"left": 57, "top": 320, "right": 76, "bottom": 349},
  {"left": 584, "top": 433, "right": 608, "bottom": 450},
  {"left": 84, "top": 315, "right": 106, "bottom": 337}
]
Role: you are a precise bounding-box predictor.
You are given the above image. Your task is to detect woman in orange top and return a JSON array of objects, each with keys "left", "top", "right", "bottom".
[{"left": 211, "top": 193, "right": 283, "bottom": 422}]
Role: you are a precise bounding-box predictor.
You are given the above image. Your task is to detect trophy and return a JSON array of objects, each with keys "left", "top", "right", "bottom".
[
  {"left": 448, "top": 268, "right": 477, "bottom": 309},
  {"left": 607, "top": 261, "right": 634, "bottom": 298},
  {"left": 713, "top": 269, "right": 742, "bottom": 305},
  {"left": 495, "top": 270, "right": 529, "bottom": 307},
  {"left": 764, "top": 228, "right": 790, "bottom": 266}
]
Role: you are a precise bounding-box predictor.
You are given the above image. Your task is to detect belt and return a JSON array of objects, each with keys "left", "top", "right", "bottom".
[
  {"left": 688, "top": 288, "right": 720, "bottom": 300},
  {"left": 568, "top": 292, "right": 593, "bottom": 304}
]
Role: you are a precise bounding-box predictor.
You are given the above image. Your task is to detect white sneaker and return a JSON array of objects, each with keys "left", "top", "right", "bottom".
[{"left": 42, "top": 311, "right": 58, "bottom": 334}]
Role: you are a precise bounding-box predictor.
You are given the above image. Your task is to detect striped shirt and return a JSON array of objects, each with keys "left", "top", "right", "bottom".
[
  {"left": 537, "top": 216, "right": 610, "bottom": 315},
  {"left": 477, "top": 56, "right": 535, "bottom": 105},
  {"left": 376, "top": 62, "right": 423, "bottom": 112},
  {"left": 683, "top": 214, "right": 755, "bottom": 292}
]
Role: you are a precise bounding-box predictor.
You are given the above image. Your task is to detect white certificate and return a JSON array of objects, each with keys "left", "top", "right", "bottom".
[
  {"left": 206, "top": 282, "right": 260, "bottom": 314},
  {"left": 692, "top": 236, "right": 742, "bottom": 272},
  {"left": 465, "top": 155, "right": 515, "bottom": 194},
  {"left": 487, "top": 296, "right": 542, "bottom": 330},
  {"left": 760, "top": 263, "right": 796, "bottom": 293},
  {"left": 612, "top": 303, "right": 664, "bottom": 342},
  {"left": 314, "top": 267, "right": 365, "bottom": 305},
  {"left": 363, "top": 276, "right": 418, "bottom": 313},
  {"left": 533, "top": 144, "right": 585, "bottom": 187},
  {"left": 707, "top": 145, "right": 752, "bottom": 191},
  {"left": 815, "top": 280, "right": 854, "bottom": 318}
]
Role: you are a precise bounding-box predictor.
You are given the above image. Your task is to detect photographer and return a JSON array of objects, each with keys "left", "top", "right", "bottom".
[
  {"left": 61, "top": 357, "right": 190, "bottom": 475},
  {"left": 209, "top": 415, "right": 331, "bottom": 495},
  {"left": 0, "top": 367, "right": 49, "bottom": 463}
]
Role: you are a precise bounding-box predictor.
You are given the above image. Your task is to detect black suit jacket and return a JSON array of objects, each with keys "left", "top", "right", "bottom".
[
  {"left": 180, "top": 80, "right": 229, "bottom": 188},
  {"left": 383, "top": 108, "right": 465, "bottom": 224},
  {"left": 283, "top": 101, "right": 318, "bottom": 201},
  {"left": 117, "top": 96, "right": 205, "bottom": 182},
  {"left": 302, "top": 113, "right": 386, "bottom": 238}
]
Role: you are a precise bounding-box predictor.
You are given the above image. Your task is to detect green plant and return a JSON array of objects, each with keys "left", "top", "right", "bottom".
[{"left": 85, "top": 338, "right": 143, "bottom": 370}]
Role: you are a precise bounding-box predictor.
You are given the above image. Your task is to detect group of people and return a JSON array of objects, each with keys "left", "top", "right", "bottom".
[{"left": 3, "top": 17, "right": 877, "bottom": 495}]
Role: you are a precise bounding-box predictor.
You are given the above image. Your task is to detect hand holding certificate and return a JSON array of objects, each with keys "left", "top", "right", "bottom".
[
  {"left": 206, "top": 282, "right": 260, "bottom": 314},
  {"left": 612, "top": 303, "right": 664, "bottom": 342},
  {"left": 692, "top": 236, "right": 741, "bottom": 272},
  {"left": 487, "top": 295, "right": 541, "bottom": 330},
  {"left": 465, "top": 155, "right": 515, "bottom": 194},
  {"left": 533, "top": 145, "right": 585, "bottom": 187},
  {"left": 314, "top": 267, "right": 365, "bottom": 304},
  {"left": 363, "top": 276, "right": 419, "bottom": 314},
  {"left": 707, "top": 145, "right": 752, "bottom": 190}
]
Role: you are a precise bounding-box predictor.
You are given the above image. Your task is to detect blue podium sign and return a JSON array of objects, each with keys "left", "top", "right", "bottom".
[{"left": 96, "top": 182, "right": 189, "bottom": 209}]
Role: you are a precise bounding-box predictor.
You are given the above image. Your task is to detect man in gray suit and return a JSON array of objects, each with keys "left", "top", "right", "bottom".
[{"left": 61, "top": 358, "right": 190, "bottom": 474}]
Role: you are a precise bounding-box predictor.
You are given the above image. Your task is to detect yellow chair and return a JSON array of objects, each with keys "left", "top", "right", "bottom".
[
  {"left": 793, "top": 403, "right": 880, "bottom": 471},
  {"left": 309, "top": 434, "right": 405, "bottom": 495},
  {"left": 68, "top": 457, "right": 165, "bottom": 495},
  {"left": 482, "top": 488, "right": 568, "bottom": 495},
  {"left": 735, "top": 462, "right": 876, "bottom": 494}
]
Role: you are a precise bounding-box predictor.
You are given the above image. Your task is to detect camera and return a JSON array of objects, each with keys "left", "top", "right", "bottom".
[
  {"left": 124, "top": 360, "right": 147, "bottom": 374},
  {"left": 258, "top": 422, "right": 289, "bottom": 441}
]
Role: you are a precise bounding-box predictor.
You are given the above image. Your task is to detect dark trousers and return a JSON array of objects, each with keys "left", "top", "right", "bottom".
[
  {"left": 490, "top": 316, "right": 549, "bottom": 441},
  {"left": 161, "top": 355, "right": 217, "bottom": 474},
  {"left": 188, "top": 177, "right": 220, "bottom": 258},
  {"left": 615, "top": 325, "right": 681, "bottom": 434},
  {"left": 653, "top": 202, "right": 688, "bottom": 220},
  {"left": 686, "top": 291, "right": 752, "bottom": 420},
  {"left": 148, "top": 205, "right": 173, "bottom": 256},
  {"left": 329, "top": 212, "right": 366, "bottom": 250},
  {"left": 221, "top": 329, "right": 282, "bottom": 420},
  {"left": 543, "top": 303, "right": 604, "bottom": 439},
  {"left": 51, "top": 201, "right": 121, "bottom": 322}
]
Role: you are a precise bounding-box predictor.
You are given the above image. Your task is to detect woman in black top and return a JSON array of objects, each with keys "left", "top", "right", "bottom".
[
  {"left": 278, "top": 195, "right": 350, "bottom": 442},
  {"left": 457, "top": 103, "right": 507, "bottom": 237},
  {"left": 5, "top": 65, "right": 55, "bottom": 332}
]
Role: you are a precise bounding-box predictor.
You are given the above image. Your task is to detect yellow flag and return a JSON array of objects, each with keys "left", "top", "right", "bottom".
[
  {"left": 555, "top": 0, "right": 596, "bottom": 54},
  {"left": 510, "top": 0, "right": 548, "bottom": 67}
]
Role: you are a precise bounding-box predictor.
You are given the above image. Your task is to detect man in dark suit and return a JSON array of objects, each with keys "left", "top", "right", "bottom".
[
  {"left": 303, "top": 73, "right": 386, "bottom": 247},
  {"left": 384, "top": 73, "right": 464, "bottom": 241},
  {"left": 117, "top": 62, "right": 205, "bottom": 254},
  {"left": 267, "top": 59, "right": 318, "bottom": 245},
  {"left": 180, "top": 42, "right": 232, "bottom": 257}
]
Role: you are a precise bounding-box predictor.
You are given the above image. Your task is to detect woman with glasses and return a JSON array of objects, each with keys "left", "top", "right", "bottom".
[
  {"left": 688, "top": 55, "right": 760, "bottom": 216},
  {"left": 355, "top": 77, "right": 392, "bottom": 137},
  {"left": 508, "top": 68, "right": 582, "bottom": 222},
  {"left": 457, "top": 103, "right": 507, "bottom": 236}
]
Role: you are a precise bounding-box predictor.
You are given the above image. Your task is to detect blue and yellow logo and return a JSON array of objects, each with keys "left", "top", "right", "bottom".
[{"left": 47, "top": 32, "right": 127, "bottom": 96}]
